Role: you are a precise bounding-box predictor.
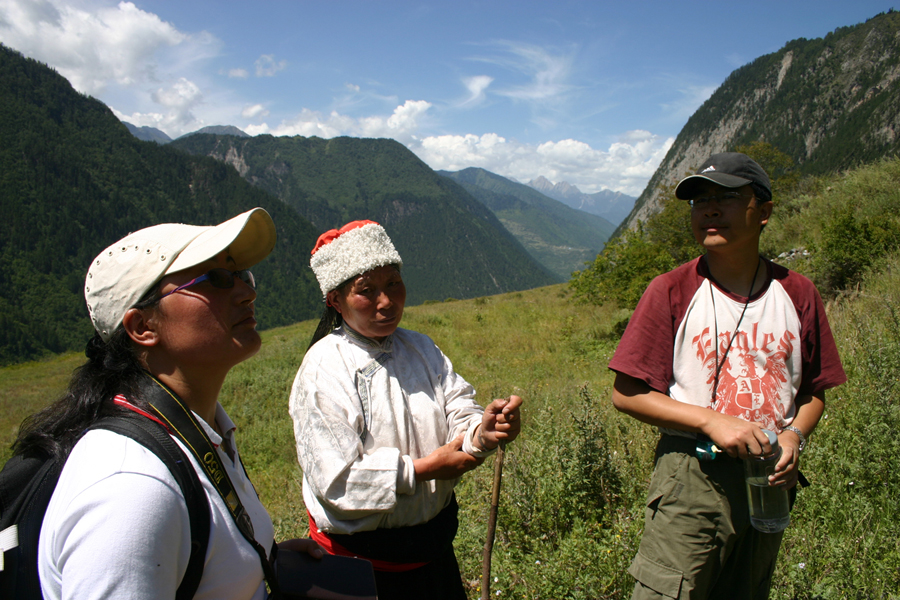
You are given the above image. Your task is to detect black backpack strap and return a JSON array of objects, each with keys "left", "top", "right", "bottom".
[
  {"left": 0, "top": 452, "right": 64, "bottom": 599},
  {"left": 92, "top": 415, "right": 210, "bottom": 600}
]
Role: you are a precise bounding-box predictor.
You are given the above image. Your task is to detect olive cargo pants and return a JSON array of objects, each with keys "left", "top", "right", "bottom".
[{"left": 629, "top": 435, "right": 790, "bottom": 600}]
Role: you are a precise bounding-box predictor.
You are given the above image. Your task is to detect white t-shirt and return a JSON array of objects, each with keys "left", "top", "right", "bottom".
[
  {"left": 290, "top": 326, "right": 487, "bottom": 535},
  {"left": 38, "top": 404, "right": 275, "bottom": 600}
]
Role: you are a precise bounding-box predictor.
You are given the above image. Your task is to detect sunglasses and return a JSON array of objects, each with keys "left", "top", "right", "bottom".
[
  {"left": 688, "top": 190, "right": 752, "bottom": 209},
  {"left": 160, "top": 268, "right": 256, "bottom": 300}
]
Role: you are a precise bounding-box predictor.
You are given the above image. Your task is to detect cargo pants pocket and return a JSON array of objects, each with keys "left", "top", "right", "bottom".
[
  {"left": 629, "top": 551, "right": 684, "bottom": 599},
  {"left": 628, "top": 451, "right": 725, "bottom": 599}
]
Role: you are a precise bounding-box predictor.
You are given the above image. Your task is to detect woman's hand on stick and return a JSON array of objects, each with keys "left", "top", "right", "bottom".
[{"left": 477, "top": 395, "right": 523, "bottom": 450}]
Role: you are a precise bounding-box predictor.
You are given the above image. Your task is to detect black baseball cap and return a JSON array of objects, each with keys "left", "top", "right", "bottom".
[{"left": 675, "top": 152, "right": 771, "bottom": 200}]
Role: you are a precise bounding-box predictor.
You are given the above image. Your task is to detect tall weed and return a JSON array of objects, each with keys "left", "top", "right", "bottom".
[{"left": 771, "top": 254, "right": 900, "bottom": 598}]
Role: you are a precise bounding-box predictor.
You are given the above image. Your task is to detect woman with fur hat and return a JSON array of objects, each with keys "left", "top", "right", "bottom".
[
  {"left": 12, "top": 208, "right": 320, "bottom": 599},
  {"left": 290, "top": 220, "right": 522, "bottom": 600}
]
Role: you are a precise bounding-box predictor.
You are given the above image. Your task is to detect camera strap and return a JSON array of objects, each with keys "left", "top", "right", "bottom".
[{"left": 140, "top": 375, "right": 281, "bottom": 598}]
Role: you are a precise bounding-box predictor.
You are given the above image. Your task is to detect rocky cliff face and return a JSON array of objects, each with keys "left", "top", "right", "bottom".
[{"left": 620, "top": 10, "right": 900, "bottom": 234}]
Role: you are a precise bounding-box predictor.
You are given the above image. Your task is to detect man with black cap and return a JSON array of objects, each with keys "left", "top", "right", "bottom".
[{"left": 608, "top": 152, "right": 845, "bottom": 598}]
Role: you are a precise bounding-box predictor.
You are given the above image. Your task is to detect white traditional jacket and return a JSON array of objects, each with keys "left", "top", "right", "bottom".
[{"left": 290, "top": 325, "right": 488, "bottom": 535}]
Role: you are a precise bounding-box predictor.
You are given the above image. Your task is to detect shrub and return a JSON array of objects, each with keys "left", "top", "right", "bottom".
[
  {"left": 811, "top": 207, "right": 900, "bottom": 292},
  {"left": 571, "top": 224, "right": 676, "bottom": 309},
  {"left": 571, "top": 181, "right": 698, "bottom": 310}
]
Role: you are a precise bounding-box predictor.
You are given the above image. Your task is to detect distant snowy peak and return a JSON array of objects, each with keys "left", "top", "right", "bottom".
[
  {"left": 528, "top": 176, "right": 558, "bottom": 195},
  {"left": 527, "top": 177, "right": 636, "bottom": 226}
]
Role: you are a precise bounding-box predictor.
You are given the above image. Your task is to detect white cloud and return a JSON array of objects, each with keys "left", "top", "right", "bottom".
[
  {"left": 250, "top": 100, "right": 431, "bottom": 143},
  {"left": 0, "top": 0, "right": 197, "bottom": 94},
  {"left": 116, "top": 76, "right": 204, "bottom": 132},
  {"left": 0, "top": 0, "right": 222, "bottom": 136},
  {"left": 245, "top": 108, "right": 351, "bottom": 138},
  {"left": 471, "top": 41, "right": 575, "bottom": 103},
  {"left": 361, "top": 100, "right": 431, "bottom": 139},
  {"left": 255, "top": 54, "right": 287, "bottom": 77},
  {"left": 228, "top": 68, "right": 249, "bottom": 79},
  {"left": 242, "top": 103, "right": 269, "bottom": 119},
  {"left": 460, "top": 75, "right": 493, "bottom": 106},
  {"left": 411, "top": 129, "right": 673, "bottom": 196},
  {"left": 153, "top": 77, "right": 201, "bottom": 109}
]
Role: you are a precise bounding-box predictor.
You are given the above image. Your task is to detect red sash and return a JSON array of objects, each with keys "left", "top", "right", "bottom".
[{"left": 307, "top": 512, "right": 428, "bottom": 573}]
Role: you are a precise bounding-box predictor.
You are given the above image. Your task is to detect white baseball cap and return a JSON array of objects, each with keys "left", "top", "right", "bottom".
[{"left": 85, "top": 207, "right": 276, "bottom": 342}]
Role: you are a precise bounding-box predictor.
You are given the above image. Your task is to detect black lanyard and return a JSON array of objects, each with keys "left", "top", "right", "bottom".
[
  {"left": 140, "top": 375, "right": 282, "bottom": 598},
  {"left": 709, "top": 257, "right": 762, "bottom": 405}
]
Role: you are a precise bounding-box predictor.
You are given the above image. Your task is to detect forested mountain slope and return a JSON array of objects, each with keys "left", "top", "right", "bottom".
[
  {"left": 621, "top": 10, "right": 900, "bottom": 234},
  {"left": 0, "top": 44, "right": 322, "bottom": 365},
  {"left": 170, "top": 134, "right": 559, "bottom": 302}
]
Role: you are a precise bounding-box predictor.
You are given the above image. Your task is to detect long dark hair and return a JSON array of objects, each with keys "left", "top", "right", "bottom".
[
  {"left": 307, "top": 304, "right": 343, "bottom": 352},
  {"left": 12, "top": 292, "right": 162, "bottom": 461}
]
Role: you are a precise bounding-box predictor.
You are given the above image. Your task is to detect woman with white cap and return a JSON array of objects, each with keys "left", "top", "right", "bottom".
[
  {"left": 11, "top": 208, "right": 319, "bottom": 599},
  {"left": 290, "top": 220, "right": 522, "bottom": 600}
]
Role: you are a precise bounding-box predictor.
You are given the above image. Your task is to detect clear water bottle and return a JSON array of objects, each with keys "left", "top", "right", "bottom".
[{"left": 743, "top": 429, "right": 791, "bottom": 533}]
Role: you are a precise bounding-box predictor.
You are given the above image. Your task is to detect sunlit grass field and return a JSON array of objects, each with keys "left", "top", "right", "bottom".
[{"left": 2, "top": 274, "right": 898, "bottom": 598}]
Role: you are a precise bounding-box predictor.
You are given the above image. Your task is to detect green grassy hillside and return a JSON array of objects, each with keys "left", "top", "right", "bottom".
[{"left": 4, "top": 262, "right": 897, "bottom": 597}]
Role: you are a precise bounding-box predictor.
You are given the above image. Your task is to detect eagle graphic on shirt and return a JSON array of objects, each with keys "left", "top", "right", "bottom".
[{"left": 693, "top": 324, "right": 795, "bottom": 431}]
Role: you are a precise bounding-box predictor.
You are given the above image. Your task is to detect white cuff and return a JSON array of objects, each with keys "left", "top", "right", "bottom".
[
  {"left": 462, "top": 421, "right": 497, "bottom": 458},
  {"left": 396, "top": 455, "right": 417, "bottom": 495}
]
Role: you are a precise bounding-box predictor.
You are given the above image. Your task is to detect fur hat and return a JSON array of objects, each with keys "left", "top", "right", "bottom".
[{"left": 310, "top": 220, "right": 402, "bottom": 297}]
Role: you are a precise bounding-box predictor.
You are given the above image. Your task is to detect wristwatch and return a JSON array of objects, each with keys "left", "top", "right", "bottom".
[{"left": 783, "top": 425, "right": 806, "bottom": 453}]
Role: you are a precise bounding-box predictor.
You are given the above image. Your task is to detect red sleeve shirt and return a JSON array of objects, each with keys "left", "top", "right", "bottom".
[{"left": 609, "top": 257, "right": 846, "bottom": 434}]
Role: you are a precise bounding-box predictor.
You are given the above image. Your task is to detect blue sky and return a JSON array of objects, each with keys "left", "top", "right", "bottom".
[{"left": 1, "top": 0, "right": 895, "bottom": 195}]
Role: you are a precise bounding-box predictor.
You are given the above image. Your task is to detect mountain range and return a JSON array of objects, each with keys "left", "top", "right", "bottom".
[
  {"left": 128, "top": 127, "right": 628, "bottom": 278},
  {"left": 0, "top": 44, "right": 554, "bottom": 364},
  {"left": 168, "top": 133, "right": 559, "bottom": 302},
  {"left": 167, "top": 132, "right": 618, "bottom": 282},
  {"left": 123, "top": 122, "right": 172, "bottom": 144},
  {"left": 10, "top": 10, "right": 898, "bottom": 365},
  {"left": 123, "top": 124, "right": 633, "bottom": 229},
  {"left": 527, "top": 176, "right": 635, "bottom": 226},
  {"left": 122, "top": 123, "right": 250, "bottom": 145},
  {"left": 438, "top": 168, "right": 614, "bottom": 279}
]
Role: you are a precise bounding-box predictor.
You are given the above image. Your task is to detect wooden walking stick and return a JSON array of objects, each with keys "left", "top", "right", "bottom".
[{"left": 481, "top": 441, "right": 506, "bottom": 600}]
